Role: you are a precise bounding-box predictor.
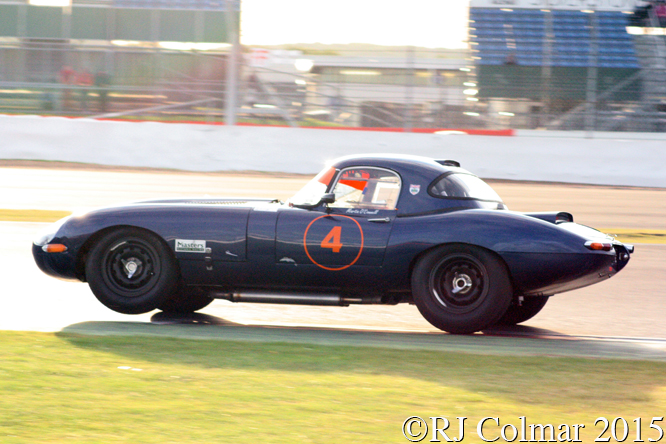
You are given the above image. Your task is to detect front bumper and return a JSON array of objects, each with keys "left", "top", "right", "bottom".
[{"left": 32, "top": 243, "right": 81, "bottom": 281}]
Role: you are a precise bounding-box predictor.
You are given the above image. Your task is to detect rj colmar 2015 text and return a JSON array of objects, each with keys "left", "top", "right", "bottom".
[{"left": 402, "top": 416, "right": 665, "bottom": 443}]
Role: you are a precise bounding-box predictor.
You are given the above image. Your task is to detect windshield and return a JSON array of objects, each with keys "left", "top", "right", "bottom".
[
  {"left": 429, "top": 173, "right": 503, "bottom": 202},
  {"left": 288, "top": 167, "right": 336, "bottom": 206}
]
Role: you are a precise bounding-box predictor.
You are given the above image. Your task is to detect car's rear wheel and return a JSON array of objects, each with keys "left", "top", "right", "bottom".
[
  {"left": 157, "top": 287, "right": 214, "bottom": 314},
  {"left": 85, "top": 228, "right": 178, "bottom": 314},
  {"left": 411, "top": 245, "right": 513, "bottom": 334},
  {"left": 496, "top": 296, "right": 549, "bottom": 326}
]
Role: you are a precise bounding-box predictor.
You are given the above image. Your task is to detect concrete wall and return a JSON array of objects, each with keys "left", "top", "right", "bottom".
[{"left": 1, "top": 114, "right": 664, "bottom": 187}]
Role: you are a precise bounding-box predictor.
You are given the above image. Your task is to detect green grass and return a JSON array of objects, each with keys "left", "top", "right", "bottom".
[{"left": 1, "top": 331, "right": 665, "bottom": 443}]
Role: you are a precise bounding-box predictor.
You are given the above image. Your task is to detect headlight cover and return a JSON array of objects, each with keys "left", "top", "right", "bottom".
[{"left": 33, "top": 216, "right": 71, "bottom": 246}]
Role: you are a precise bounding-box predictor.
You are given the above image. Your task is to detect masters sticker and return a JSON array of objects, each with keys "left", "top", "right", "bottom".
[{"left": 175, "top": 239, "right": 207, "bottom": 253}]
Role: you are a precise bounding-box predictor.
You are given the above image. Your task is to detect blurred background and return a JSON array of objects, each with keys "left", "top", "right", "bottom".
[{"left": 0, "top": 0, "right": 664, "bottom": 132}]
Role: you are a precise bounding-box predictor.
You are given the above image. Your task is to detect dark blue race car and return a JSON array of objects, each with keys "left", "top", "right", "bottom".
[{"left": 33, "top": 154, "right": 633, "bottom": 334}]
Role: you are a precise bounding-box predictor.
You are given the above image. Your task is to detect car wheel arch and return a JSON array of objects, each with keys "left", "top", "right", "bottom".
[
  {"left": 408, "top": 242, "right": 517, "bottom": 293},
  {"left": 409, "top": 242, "right": 516, "bottom": 333},
  {"left": 76, "top": 225, "right": 177, "bottom": 282}
]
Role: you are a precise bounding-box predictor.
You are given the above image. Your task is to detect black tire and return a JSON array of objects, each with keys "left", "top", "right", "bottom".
[
  {"left": 496, "top": 296, "right": 549, "bottom": 326},
  {"left": 411, "top": 245, "right": 513, "bottom": 334},
  {"left": 157, "top": 287, "right": 214, "bottom": 314},
  {"left": 85, "top": 228, "right": 179, "bottom": 314}
]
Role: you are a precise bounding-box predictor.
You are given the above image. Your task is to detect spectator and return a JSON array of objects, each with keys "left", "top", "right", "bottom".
[
  {"left": 59, "top": 65, "right": 76, "bottom": 111},
  {"left": 94, "top": 71, "right": 111, "bottom": 113},
  {"left": 504, "top": 53, "right": 518, "bottom": 65},
  {"left": 77, "top": 69, "right": 94, "bottom": 112},
  {"left": 629, "top": 5, "right": 649, "bottom": 26},
  {"left": 656, "top": 1, "right": 666, "bottom": 27}
]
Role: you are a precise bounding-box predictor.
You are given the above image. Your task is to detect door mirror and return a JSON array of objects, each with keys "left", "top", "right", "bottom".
[
  {"left": 291, "top": 193, "right": 336, "bottom": 210},
  {"left": 320, "top": 193, "right": 335, "bottom": 204}
]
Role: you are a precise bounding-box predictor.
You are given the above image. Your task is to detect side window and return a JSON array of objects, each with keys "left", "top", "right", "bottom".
[
  {"left": 329, "top": 167, "right": 401, "bottom": 210},
  {"left": 429, "top": 173, "right": 503, "bottom": 202},
  {"left": 429, "top": 175, "right": 468, "bottom": 198}
]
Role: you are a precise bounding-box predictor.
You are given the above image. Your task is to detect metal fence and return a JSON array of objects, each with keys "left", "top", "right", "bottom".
[{"left": 0, "top": 37, "right": 665, "bottom": 131}]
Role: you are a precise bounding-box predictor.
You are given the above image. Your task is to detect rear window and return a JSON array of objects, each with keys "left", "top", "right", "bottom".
[{"left": 429, "top": 173, "right": 502, "bottom": 203}]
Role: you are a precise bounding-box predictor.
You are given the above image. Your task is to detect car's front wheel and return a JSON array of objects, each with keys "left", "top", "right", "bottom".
[
  {"left": 85, "top": 228, "right": 178, "bottom": 314},
  {"left": 411, "top": 245, "right": 513, "bottom": 334}
]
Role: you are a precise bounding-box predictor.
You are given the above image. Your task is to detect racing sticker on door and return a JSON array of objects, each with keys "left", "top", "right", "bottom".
[{"left": 303, "top": 215, "right": 364, "bottom": 271}]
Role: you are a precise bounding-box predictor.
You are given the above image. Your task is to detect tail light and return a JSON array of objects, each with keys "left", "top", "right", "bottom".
[{"left": 584, "top": 241, "right": 613, "bottom": 252}]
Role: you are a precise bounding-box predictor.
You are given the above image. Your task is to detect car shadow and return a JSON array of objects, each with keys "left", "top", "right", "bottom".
[
  {"left": 481, "top": 324, "right": 569, "bottom": 338},
  {"left": 150, "top": 311, "right": 240, "bottom": 326},
  {"left": 58, "top": 315, "right": 666, "bottom": 363},
  {"left": 148, "top": 310, "right": 562, "bottom": 338},
  {"left": 147, "top": 311, "right": 594, "bottom": 341}
]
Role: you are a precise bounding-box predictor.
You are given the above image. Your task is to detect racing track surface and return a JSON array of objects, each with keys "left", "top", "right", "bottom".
[{"left": 1, "top": 164, "right": 665, "bottom": 358}]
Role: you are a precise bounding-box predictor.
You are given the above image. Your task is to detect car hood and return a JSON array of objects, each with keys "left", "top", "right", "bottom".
[
  {"left": 133, "top": 197, "right": 280, "bottom": 207},
  {"left": 52, "top": 197, "right": 284, "bottom": 233}
]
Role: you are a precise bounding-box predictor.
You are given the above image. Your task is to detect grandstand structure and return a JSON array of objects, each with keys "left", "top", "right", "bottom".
[
  {"left": 468, "top": 0, "right": 666, "bottom": 131},
  {"left": 0, "top": 0, "right": 239, "bottom": 116},
  {"left": 0, "top": 0, "right": 235, "bottom": 43},
  {"left": 0, "top": 0, "right": 664, "bottom": 131}
]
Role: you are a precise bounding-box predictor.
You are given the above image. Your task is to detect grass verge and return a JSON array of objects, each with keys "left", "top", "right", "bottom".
[
  {"left": 0, "top": 209, "right": 71, "bottom": 223},
  {"left": 1, "top": 331, "right": 665, "bottom": 443},
  {"left": 601, "top": 228, "right": 666, "bottom": 245}
]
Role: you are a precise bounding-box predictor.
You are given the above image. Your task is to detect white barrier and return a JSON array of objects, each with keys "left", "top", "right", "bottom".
[{"left": 1, "top": 114, "right": 664, "bottom": 187}]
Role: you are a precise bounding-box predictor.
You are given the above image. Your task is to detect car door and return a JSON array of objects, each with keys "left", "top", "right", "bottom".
[{"left": 275, "top": 166, "right": 401, "bottom": 284}]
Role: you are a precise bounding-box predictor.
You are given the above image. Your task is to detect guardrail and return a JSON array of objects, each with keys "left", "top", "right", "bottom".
[{"left": 1, "top": 114, "right": 663, "bottom": 188}]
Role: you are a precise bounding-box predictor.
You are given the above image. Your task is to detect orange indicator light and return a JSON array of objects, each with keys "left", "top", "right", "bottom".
[{"left": 42, "top": 244, "right": 68, "bottom": 253}]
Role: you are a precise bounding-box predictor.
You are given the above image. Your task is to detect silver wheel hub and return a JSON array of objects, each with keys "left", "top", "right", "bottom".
[
  {"left": 121, "top": 258, "right": 141, "bottom": 279},
  {"left": 451, "top": 273, "right": 473, "bottom": 294}
]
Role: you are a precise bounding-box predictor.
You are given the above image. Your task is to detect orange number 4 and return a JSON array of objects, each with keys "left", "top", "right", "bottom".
[{"left": 321, "top": 226, "right": 343, "bottom": 253}]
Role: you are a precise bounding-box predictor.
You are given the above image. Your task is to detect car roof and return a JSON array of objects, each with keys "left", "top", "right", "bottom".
[
  {"left": 330, "top": 153, "right": 467, "bottom": 177},
  {"left": 328, "top": 154, "right": 480, "bottom": 216}
]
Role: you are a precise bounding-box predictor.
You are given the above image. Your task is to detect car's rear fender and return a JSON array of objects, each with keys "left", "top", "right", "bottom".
[
  {"left": 405, "top": 241, "right": 517, "bottom": 296},
  {"left": 386, "top": 209, "right": 613, "bottom": 293},
  {"left": 389, "top": 209, "right": 591, "bottom": 257}
]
